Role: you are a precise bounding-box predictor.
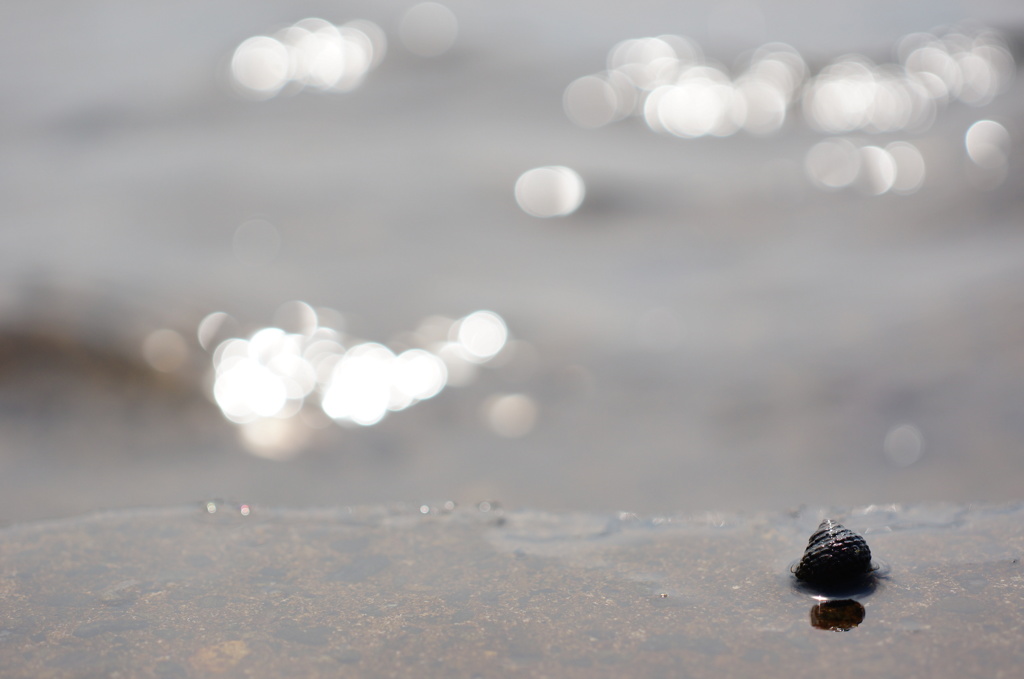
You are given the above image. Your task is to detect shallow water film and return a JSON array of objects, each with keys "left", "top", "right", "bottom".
[{"left": 1, "top": 503, "right": 1022, "bottom": 677}]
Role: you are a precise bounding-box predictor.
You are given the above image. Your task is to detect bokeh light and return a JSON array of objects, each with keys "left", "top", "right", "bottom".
[
  {"left": 231, "top": 36, "right": 291, "bottom": 98},
  {"left": 212, "top": 337, "right": 293, "bottom": 423},
  {"left": 141, "top": 329, "right": 188, "bottom": 373},
  {"left": 965, "top": 119, "right": 1011, "bottom": 169},
  {"left": 214, "top": 18, "right": 1016, "bottom": 460},
  {"left": 197, "top": 312, "right": 238, "bottom": 352},
  {"left": 565, "top": 33, "right": 808, "bottom": 138},
  {"left": 645, "top": 66, "right": 744, "bottom": 139},
  {"left": 563, "top": 75, "right": 626, "bottom": 129},
  {"left": 886, "top": 141, "right": 926, "bottom": 194},
  {"left": 563, "top": 24, "right": 1014, "bottom": 159},
  {"left": 900, "top": 29, "right": 1014, "bottom": 107},
  {"left": 805, "top": 137, "right": 927, "bottom": 196},
  {"left": 230, "top": 18, "right": 385, "bottom": 98},
  {"left": 239, "top": 418, "right": 311, "bottom": 461},
  {"left": 884, "top": 423, "right": 925, "bottom": 467},
  {"left": 482, "top": 394, "right": 538, "bottom": 438},
  {"left": 321, "top": 343, "right": 400, "bottom": 426},
  {"left": 514, "top": 166, "right": 586, "bottom": 218},
  {"left": 454, "top": 311, "right": 508, "bottom": 362},
  {"left": 801, "top": 57, "right": 934, "bottom": 135},
  {"left": 856, "top": 145, "right": 898, "bottom": 196},
  {"left": 399, "top": 2, "right": 458, "bottom": 57},
  {"left": 801, "top": 26, "right": 1013, "bottom": 135},
  {"left": 393, "top": 349, "right": 448, "bottom": 403},
  {"left": 204, "top": 305, "right": 513, "bottom": 455},
  {"left": 805, "top": 138, "right": 861, "bottom": 190}
]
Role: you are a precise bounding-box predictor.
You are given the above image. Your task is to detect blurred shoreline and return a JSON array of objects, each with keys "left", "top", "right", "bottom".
[{"left": 1, "top": 2, "right": 1024, "bottom": 523}]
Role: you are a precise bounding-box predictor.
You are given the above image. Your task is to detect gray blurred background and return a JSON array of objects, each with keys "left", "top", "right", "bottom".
[{"left": 1, "top": 0, "right": 1023, "bottom": 522}]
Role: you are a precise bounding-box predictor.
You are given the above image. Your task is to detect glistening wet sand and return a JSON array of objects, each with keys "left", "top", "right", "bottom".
[{"left": 1, "top": 502, "right": 1021, "bottom": 677}]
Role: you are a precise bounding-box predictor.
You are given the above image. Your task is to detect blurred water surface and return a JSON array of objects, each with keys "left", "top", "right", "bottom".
[{"left": 1, "top": 1, "right": 1024, "bottom": 522}]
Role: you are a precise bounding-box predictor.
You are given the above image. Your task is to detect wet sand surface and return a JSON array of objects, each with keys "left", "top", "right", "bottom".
[{"left": 1, "top": 502, "right": 1022, "bottom": 677}]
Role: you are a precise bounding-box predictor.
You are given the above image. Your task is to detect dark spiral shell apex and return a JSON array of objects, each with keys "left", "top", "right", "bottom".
[{"left": 794, "top": 519, "right": 873, "bottom": 587}]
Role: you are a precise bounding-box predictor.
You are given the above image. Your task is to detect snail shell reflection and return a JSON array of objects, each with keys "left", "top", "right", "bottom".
[
  {"left": 809, "top": 599, "right": 866, "bottom": 632},
  {"left": 794, "top": 519, "right": 873, "bottom": 588}
]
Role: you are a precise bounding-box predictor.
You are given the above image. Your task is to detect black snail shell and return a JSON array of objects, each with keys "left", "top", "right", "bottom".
[{"left": 794, "top": 519, "right": 874, "bottom": 588}]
